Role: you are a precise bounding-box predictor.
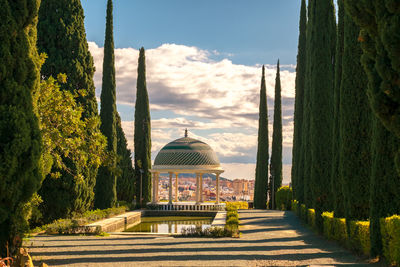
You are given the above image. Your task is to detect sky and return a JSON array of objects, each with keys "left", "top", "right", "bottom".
[{"left": 81, "top": 0, "right": 302, "bottom": 182}]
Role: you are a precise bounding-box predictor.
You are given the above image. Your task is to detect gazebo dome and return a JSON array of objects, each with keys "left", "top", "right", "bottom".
[{"left": 154, "top": 136, "right": 220, "bottom": 167}]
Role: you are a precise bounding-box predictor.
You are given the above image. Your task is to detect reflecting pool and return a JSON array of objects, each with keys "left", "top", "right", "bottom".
[{"left": 124, "top": 216, "right": 213, "bottom": 233}]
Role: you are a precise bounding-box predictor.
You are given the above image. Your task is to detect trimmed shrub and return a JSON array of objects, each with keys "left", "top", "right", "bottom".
[
  {"left": 275, "top": 186, "right": 293, "bottom": 210},
  {"left": 224, "top": 202, "right": 248, "bottom": 210},
  {"left": 381, "top": 215, "right": 400, "bottom": 265},
  {"left": 349, "top": 221, "right": 370, "bottom": 256},
  {"left": 292, "top": 200, "right": 300, "bottom": 216},
  {"left": 307, "top": 209, "right": 316, "bottom": 229},
  {"left": 322, "top": 212, "right": 347, "bottom": 244},
  {"left": 300, "top": 204, "right": 307, "bottom": 222}
]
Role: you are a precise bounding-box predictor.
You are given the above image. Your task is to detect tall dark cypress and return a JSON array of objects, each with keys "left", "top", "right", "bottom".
[
  {"left": 269, "top": 60, "right": 282, "bottom": 209},
  {"left": 369, "top": 119, "right": 400, "bottom": 256},
  {"left": 116, "top": 113, "right": 135, "bottom": 202},
  {"left": 254, "top": 66, "right": 269, "bottom": 209},
  {"left": 300, "top": 0, "right": 314, "bottom": 209},
  {"left": 38, "top": 0, "right": 97, "bottom": 118},
  {"left": 0, "top": 0, "right": 42, "bottom": 256},
  {"left": 291, "top": 0, "right": 307, "bottom": 203},
  {"left": 37, "top": 0, "right": 101, "bottom": 221},
  {"left": 339, "top": 11, "right": 372, "bottom": 222},
  {"left": 331, "top": 0, "right": 345, "bottom": 218},
  {"left": 134, "top": 48, "right": 152, "bottom": 207},
  {"left": 95, "top": 0, "right": 117, "bottom": 209},
  {"left": 308, "top": 0, "right": 336, "bottom": 231}
]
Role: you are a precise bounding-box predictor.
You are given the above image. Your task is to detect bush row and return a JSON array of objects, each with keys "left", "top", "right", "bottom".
[
  {"left": 31, "top": 206, "right": 128, "bottom": 235},
  {"left": 224, "top": 201, "right": 248, "bottom": 210},
  {"left": 292, "top": 201, "right": 400, "bottom": 265},
  {"left": 275, "top": 186, "right": 293, "bottom": 210},
  {"left": 225, "top": 204, "right": 240, "bottom": 237}
]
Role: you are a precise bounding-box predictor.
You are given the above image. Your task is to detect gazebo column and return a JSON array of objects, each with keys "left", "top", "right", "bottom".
[
  {"left": 155, "top": 172, "right": 159, "bottom": 203},
  {"left": 195, "top": 173, "right": 200, "bottom": 203},
  {"left": 175, "top": 173, "right": 179, "bottom": 202},
  {"left": 169, "top": 172, "right": 173, "bottom": 204},
  {"left": 199, "top": 173, "right": 204, "bottom": 202},
  {"left": 216, "top": 173, "right": 220, "bottom": 204},
  {"left": 152, "top": 172, "right": 156, "bottom": 204}
]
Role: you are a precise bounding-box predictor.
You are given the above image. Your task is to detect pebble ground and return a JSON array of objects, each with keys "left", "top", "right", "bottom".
[{"left": 27, "top": 210, "right": 382, "bottom": 266}]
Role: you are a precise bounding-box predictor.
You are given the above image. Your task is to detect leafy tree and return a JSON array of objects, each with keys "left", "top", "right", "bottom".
[
  {"left": 269, "top": 60, "right": 282, "bottom": 209},
  {"left": 369, "top": 119, "right": 400, "bottom": 257},
  {"left": 134, "top": 48, "right": 152, "bottom": 207},
  {"left": 254, "top": 65, "right": 269, "bottom": 209},
  {"left": 95, "top": 0, "right": 117, "bottom": 209},
  {"left": 37, "top": 75, "right": 107, "bottom": 222},
  {"left": 291, "top": 0, "right": 307, "bottom": 203},
  {"left": 116, "top": 113, "right": 135, "bottom": 202},
  {"left": 0, "top": 0, "right": 42, "bottom": 256},
  {"left": 331, "top": 0, "right": 345, "bottom": 218},
  {"left": 345, "top": 2, "right": 400, "bottom": 172},
  {"left": 308, "top": 0, "right": 336, "bottom": 231},
  {"left": 37, "top": 0, "right": 104, "bottom": 220},
  {"left": 339, "top": 10, "right": 372, "bottom": 222}
]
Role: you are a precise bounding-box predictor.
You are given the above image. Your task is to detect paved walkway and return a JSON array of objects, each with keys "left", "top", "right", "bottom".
[{"left": 27, "top": 210, "right": 380, "bottom": 266}]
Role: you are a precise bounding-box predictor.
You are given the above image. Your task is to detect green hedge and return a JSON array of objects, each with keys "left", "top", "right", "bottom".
[
  {"left": 293, "top": 200, "right": 400, "bottom": 265},
  {"left": 224, "top": 201, "right": 248, "bottom": 210},
  {"left": 307, "top": 209, "right": 316, "bottom": 229},
  {"left": 381, "top": 215, "right": 400, "bottom": 265},
  {"left": 349, "top": 221, "right": 370, "bottom": 256},
  {"left": 322, "top": 212, "right": 347, "bottom": 245},
  {"left": 275, "top": 186, "right": 292, "bottom": 210}
]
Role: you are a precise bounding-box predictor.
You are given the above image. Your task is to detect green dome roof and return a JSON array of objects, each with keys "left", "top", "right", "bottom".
[{"left": 154, "top": 137, "right": 220, "bottom": 167}]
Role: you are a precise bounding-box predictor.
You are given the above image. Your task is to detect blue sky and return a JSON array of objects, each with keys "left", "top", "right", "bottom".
[
  {"left": 81, "top": 1, "right": 302, "bottom": 181},
  {"left": 82, "top": 0, "right": 301, "bottom": 66}
]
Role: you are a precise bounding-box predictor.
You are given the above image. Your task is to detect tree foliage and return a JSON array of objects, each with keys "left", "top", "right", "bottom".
[
  {"left": 0, "top": 0, "right": 42, "bottom": 256},
  {"left": 369, "top": 119, "right": 400, "bottom": 257},
  {"left": 269, "top": 61, "right": 282, "bottom": 209},
  {"left": 134, "top": 48, "right": 152, "bottom": 207},
  {"left": 37, "top": 0, "right": 104, "bottom": 221},
  {"left": 38, "top": 75, "right": 107, "bottom": 222},
  {"left": 308, "top": 0, "right": 336, "bottom": 231},
  {"left": 345, "top": 1, "right": 400, "bottom": 172},
  {"left": 331, "top": 0, "right": 345, "bottom": 218},
  {"left": 254, "top": 66, "right": 269, "bottom": 209},
  {"left": 291, "top": 0, "right": 307, "bottom": 203},
  {"left": 339, "top": 11, "right": 372, "bottom": 222},
  {"left": 95, "top": 0, "right": 118, "bottom": 209},
  {"left": 116, "top": 113, "right": 135, "bottom": 202}
]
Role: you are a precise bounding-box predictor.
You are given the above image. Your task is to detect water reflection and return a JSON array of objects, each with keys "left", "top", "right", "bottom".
[{"left": 124, "top": 216, "right": 213, "bottom": 233}]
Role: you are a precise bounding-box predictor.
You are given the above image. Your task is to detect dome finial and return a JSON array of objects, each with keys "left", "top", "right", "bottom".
[{"left": 184, "top": 128, "right": 188, "bottom": 137}]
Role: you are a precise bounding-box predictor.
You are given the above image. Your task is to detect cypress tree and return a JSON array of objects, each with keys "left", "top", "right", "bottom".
[
  {"left": 339, "top": 11, "right": 372, "bottom": 222},
  {"left": 116, "top": 113, "right": 135, "bottom": 202},
  {"left": 291, "top": 0, "right": 307, "bottom": 203},
  {"left": 37, "top": 0, "right": 97, "bottom": 118},
  {"left": 370, "top": 119, "right": 400, "bottom": 256},
  {"left": 134, "top": 47, "right": 152, "bottom": 208},
  {"left": 269, "top": 60, "right": 282, "bottom": 209},
  {"left": 254, "top": 65, "right": 269, "bottom": 209},
  {"left": 37, "top": 0, "right": 102, "bottom": 220},
  {"left": 300, "top": 0, "right": 315, "bottom": 209},
  {"left": 308, "top": 0, "right": 336, "bottom": 231},
  {"left": 0, "top": 0, "right": 42, "bottom": 256},
  {"left": 95, "top": 0, "right": 117, "bottom": 209},
  {"left": 345, "top": 2, "right": 400, "bottom": 172},
  {"left": 331, "top": 0, "right": 345, "bottom": 218}
]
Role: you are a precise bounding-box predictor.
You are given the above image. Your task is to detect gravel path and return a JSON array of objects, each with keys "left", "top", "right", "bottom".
[{"left": 26, "top": 210, "right": 380, "bottom": 266}]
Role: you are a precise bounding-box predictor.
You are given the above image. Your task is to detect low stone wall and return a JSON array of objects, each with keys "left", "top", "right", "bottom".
[
  {"left": 143, "top": 210, "right": 217, "bottom": 217},
  {"left": 211, "top": 211, "right": 226, "bottom": 227},
  {"left": 86, "top": 210, "right": 143, "bottom": 233}
]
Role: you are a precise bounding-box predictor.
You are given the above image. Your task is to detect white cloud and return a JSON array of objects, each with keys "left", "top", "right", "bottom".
[{"left": 90, "top": 42, "right": 296, "bottom": 170}]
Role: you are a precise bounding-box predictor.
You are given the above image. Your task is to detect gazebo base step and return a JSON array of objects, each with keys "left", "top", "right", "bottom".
[{"left": 146, "top": 202, "right": 226, "bottom": 211}]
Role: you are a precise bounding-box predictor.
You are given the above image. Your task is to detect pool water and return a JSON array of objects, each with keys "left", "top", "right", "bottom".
[{"left": 124, "top": 216, "right": 213, "bottom": 233}]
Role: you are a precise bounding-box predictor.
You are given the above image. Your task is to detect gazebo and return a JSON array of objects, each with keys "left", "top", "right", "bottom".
[{"left": 150, "top": 130, "right": 225, "bottom": 211}]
